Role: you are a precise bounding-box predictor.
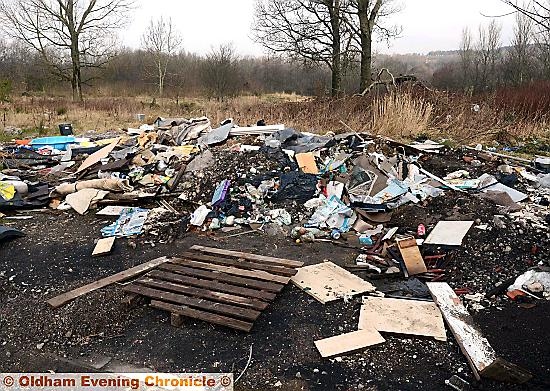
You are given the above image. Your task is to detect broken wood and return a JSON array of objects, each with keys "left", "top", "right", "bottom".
[
  {"left": 358, "top": 297, "right": 447, "bottom": 341},
  {"left": 47, "top": 257, "right": 170, "bottom": 308},
  {"left": 427, "top": 282, "right": 497, "bottom": 380},
  {"left": 314, "top": 329, "right": 385, "bottom": 358},
  {"left": 397, "top": 238, "right": 427, "bottom": 275},
  {"left": 76, "top": 138, "right": 120, "bottom": 174},
  {"left": 291, "top": 261, "right": 375, "bottom": 304},
  {"left": 92, "top": 237, "right": 115, "bottom": 257}
]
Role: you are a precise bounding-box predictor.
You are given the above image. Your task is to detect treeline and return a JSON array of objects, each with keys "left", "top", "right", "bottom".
[{"left": 0, "top": 39, "right": 358, "bottom": 98}]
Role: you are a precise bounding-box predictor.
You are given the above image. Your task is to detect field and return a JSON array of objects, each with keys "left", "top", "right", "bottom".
[{"left": 1, "top": 85, "right": 549, "bottom": 153}]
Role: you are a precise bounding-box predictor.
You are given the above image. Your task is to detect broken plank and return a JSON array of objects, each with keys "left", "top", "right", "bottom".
[
  {"left": 397, "top": 238, "right": 427, "bottom": 275},
  {"left": 76, "top": 138, "right": 120, "bottom": 173},
  {"left": 124, "top": 284, "right": 261, "bottom": 321},
  {"left": 358, "top": 297, "right": 447, "bottom": 341},
  {"left": 314, "top": 329, "right": 385, "bottom": 358},
  {"left": 190, "top": 245, "right": 303, "bottom": 268},
  {"left": 181, "top": 251, "right": 297, "bottom": 276},
  {"left": 151, "top": 300, "right": 253, "bottom": 332},
  {"left": 47, "top": 257, "right": 169, "bottom": 308},
  {"left": 149, "top": 269, "right": 276, "bottom": 301},
  {"left": 291, "top": 261, "right": 375, "bottom": 304},
  {"left": 92, "top": 237, "right": 115, "bottom": 257},
  {"left": 135, "top": 277, "right": 269, "bottom": 311},
  {"left": 172, "top": 258, "right": 290, "bottom": 284},
  {"left": 427, "top": 282, "right": 497, "bottom": 380}
]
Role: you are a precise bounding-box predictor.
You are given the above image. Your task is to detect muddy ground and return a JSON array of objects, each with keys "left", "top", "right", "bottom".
[{"left": 1, "top": 195, "right": 549, "bottom": 391}]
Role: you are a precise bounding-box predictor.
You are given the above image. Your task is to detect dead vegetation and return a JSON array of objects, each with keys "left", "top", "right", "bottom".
[{"left": 1, "top": 86, "right": 549, "bottom": 148}]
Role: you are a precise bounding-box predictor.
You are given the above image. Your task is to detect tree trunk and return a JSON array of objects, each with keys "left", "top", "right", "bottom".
[
  {"left": 158, "top": 62, "right": 164, "bottom": 97},
  {"left": 71, "top": 41, "right": 83, "bottom": 102},
  {"left": 358, "top": 11, "right": 372, "bottom": 92},
  {"left": 330, "top": 0, "right": 341, "bottom": 97}
]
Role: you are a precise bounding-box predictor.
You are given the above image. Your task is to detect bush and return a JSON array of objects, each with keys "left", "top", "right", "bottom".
[{"left": 0, "top": 80, "right": 13, "bottom": 102}]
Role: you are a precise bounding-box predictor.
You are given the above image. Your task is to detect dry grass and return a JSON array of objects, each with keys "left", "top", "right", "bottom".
[
  {"left": 372, "top": 93, "right": 433, "bottom": 138},
  {"left": 1, "top": 88, "right": 549, "bottom": 148}
]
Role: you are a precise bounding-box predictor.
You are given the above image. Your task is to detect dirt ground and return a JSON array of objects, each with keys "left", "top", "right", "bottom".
[{"left": 1, "top": 187, "right": 549, "bottom": 391}]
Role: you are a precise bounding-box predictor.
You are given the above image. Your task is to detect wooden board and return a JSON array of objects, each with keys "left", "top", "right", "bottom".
[
  {"left": 149, "top": 269, "right": 276, "bottom": 301},
  {"left": 291, "top": 261, "right": 375, "bottom": 304},
  {"left": 397, "top": 238, "right": 427, "bottom": 275},
  {"left": 427, "top": 282, "right": 497, "bottom": 380},
  {"left": 180, "top": 252, "right": 297, "bottom": 276},
  {"left": 172, "top": 258, "right": 290, "bottom": 284},
  {"left": 92, "top": 237, "right": 115, "bottom": 257},
  {"left": 150, "top": 300, "right": 253, "bottom": 332},
  {"left": 124, "top": 284, "right": 261, "bottom": 321},
  {"left": 135, "top": 277, "right": 268, "bottom": 311},
  {"left": 190, "top": 245, "right": 303, "bottom": 268},
  {"left": 158, "top": 263, "right": 284, "bottom": 293},
  {"left": 314, "top": 329, "right": 386, "bottom": 358},
  {"left": 47, "top": 257, "right": 169, "bottom": 308},
  {"left": 76, "top": 138, "right": 120, "bottom": 173},
  {"left": 424, "top": 221, "right": 474, "bottom": 246},
  {"left": 358, "top": 297, "right": 447, "bottom": 341},
  {"left": 295, "top": 152, "right": 319, "bottom": 174}
]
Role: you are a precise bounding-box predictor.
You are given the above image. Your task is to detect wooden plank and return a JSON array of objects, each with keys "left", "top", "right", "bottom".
[
  {"left": 123, "top": 284, "right": 261, "bottom": 321},
  {"left": 295, "top": 152, "right": 319, "bottom": 174},
  {"left": 427, "top": 282, "right": 497, "bottom": 380},
  {"left": 314, "top": 329, "right": 386, "bottom": 358},
  {"left": 136, "top": 277, "right": 268, "bottom": 311},
  {"left": 47, "top": 257, "right": 169, "bottom": 308},
  {"left": 181, "top": 251, "right": 297, "bottom": 276},
  {"left": 149, "top": 269, "right": 276, "bottom": 301},
  {"left": 76, "top": 138, "right": 120, "bottom": 173},
  {"left": 291, "top": 262, "right": 375, "bottom": 304},
  {"left": 171, "top": 313, "right": 185, "bottom": 327},
  {"left": 159, "top": 263, "right": 284, "bottom": 293},
  {"left": 92, "top": 237, "right": 115, "bottom": 257},
  {"left": 172, "top": 258, "right": 290, "bottom": 285},
  {"left": 397, "top": 238, "right": 427, "bottom": 275},
  {"left": 151, "top": 300, "right": 253, "bottom": 332},
  {"left": 190, "top": 245, "right": 303, "bottom": 268},
  {"left": 358, "top": 297, "right": 447, "bottom": 341}
]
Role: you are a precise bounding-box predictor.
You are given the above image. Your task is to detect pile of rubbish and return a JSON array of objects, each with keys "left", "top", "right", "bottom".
[
  {"left": 2, "top": 117, "right": 550, "bottom": 387},
  {"left": 1, "top": 118, "right": 549, "bottom": 287}
]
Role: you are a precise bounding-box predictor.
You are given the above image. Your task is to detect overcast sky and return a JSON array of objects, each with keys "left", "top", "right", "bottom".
[{"left": 124, "top": 0, "right": 517, "bottom": 56}]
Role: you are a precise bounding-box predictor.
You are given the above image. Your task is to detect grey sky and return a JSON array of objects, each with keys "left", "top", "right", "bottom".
[{"left": 124, "top": 0, "right": 516, "bottom": 55}]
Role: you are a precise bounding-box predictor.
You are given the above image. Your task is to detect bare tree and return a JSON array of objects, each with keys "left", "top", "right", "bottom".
[
  {"left": 347, "top": 0, "right": 402, "bottom": 93},
  {"left": 142, "top": 17, "right": 183, "bottom": 97},
  {"left": 473, "top": 21, "right": 502, "bottom": 90},
  {"left": 201, "top": 43, "right": 241, "bottom": 101},
  {"left": 459, "top": 27, "right": 475, "bottom": 91},
  {"left": 0, "top": 0, "right": 133, "bottom": 101},
  {"left": 501, "top": 1, "right": 550, "bottom": 32},
  {"left": 253, "top": 0, "right": 351, "bottom": 97},
  {"left": 509, "top": 12, "right": 534, "bottom": 84}
]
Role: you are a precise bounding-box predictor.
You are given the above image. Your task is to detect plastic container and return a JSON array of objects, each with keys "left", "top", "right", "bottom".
[
  {"left": 29, "top": 136, "right": 76, "bottom": 151},
  {"left": 58, "top": 123, "right": 73, "bottom": 136}
]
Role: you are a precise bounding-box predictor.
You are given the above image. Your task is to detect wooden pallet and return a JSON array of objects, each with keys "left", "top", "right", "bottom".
[{"left": 124, "top": 246, "right": 303, "bottom": 332}]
